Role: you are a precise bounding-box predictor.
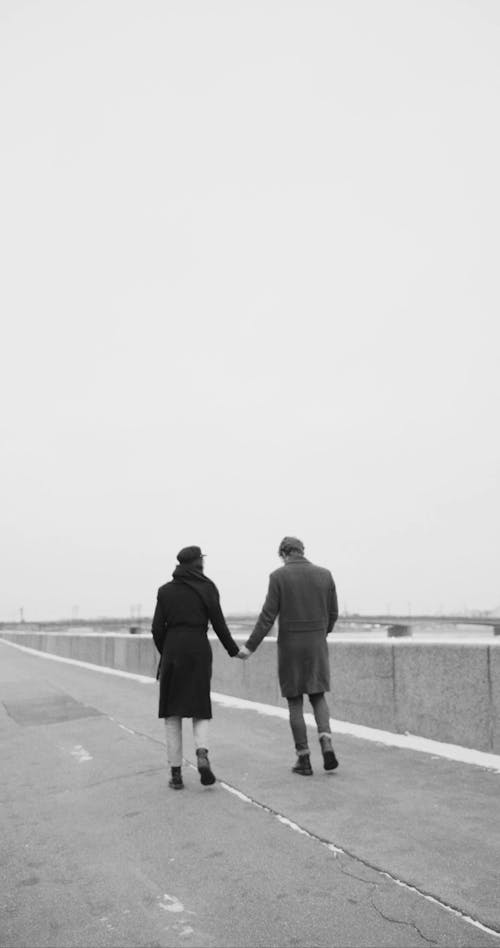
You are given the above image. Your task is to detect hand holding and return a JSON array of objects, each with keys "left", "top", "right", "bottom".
[{"left": 237, "top": 646, "right": 251, "bottom": 660}]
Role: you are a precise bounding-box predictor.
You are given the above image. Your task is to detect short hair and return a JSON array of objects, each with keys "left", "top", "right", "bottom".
[{"left": 278, "top": 536, "right": 305, "bottom": 557}]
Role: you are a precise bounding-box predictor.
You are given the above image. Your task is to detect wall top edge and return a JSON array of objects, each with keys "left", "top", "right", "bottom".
[{"left": 1, "top": 631, "right": 499, "bottom": 649}]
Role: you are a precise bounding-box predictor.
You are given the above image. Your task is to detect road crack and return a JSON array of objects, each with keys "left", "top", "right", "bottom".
[
  {"left": 371, "top": 898, "right": 438, "bottom": 945},
  {"left": 101, "top": 712, "right": 500, "bottom": 941},
  {"left": 337, "top": 862, "right": 379, "bottom": 888}
]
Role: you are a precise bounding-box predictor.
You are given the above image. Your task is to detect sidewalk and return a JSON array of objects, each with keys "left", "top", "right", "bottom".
[{"left": 1, "top": 638, "right": 499, "bottom": 948}]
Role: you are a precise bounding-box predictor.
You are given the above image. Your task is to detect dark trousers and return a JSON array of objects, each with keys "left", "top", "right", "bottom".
[{"left": 287, "top": 692, "right": 331, "bottom": 754}]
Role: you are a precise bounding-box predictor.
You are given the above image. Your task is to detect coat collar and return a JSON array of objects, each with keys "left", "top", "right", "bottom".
[{"left": 284, "top": 553, "right": 309, "bottom": 566}]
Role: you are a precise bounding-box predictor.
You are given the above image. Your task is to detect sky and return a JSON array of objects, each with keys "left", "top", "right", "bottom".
[{"left": 1, "top": 0, "right": 499, "bottom": 621}]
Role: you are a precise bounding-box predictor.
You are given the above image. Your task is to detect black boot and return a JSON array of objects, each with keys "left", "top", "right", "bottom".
[
  {"left": 320, "top": 735, "right": 339, "bottom": 771},
  {"left": 196, "top": 748, "right": 216, "bottom": 786},
  {"left": 292, "top": 752, "right": 313, "bottom": 776},
  {"left": 168, "top": 766, "right": 184, "bottom": 790}
]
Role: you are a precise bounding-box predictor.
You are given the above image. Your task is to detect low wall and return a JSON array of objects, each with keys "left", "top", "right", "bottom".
[{"left": 2, "top": 632, "right": 499, "bottom": 753}]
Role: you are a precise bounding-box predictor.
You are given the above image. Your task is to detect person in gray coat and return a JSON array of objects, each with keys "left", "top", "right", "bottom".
[{"left": 239, "top": 537, "right": 339, "bottom": 776}]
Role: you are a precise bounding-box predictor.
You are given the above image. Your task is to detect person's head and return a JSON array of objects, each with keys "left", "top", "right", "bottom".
[
  {"left": 278, "top": 536, "right": 305, "bottom": 561},
  {"left": 176, "top": 545, "right": 205, "bottom": 571}
]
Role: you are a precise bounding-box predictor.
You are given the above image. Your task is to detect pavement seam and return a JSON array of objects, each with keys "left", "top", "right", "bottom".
[
  {"left": 84, "top": 766, "right": 165, "bottom": 790},
  {"left": 215, "top": 777, "right": 500, "bottom": 941},
  {"left": 3, "top": 641, "right": 499, "bottom": 941},
  {"left": 78, "top": 710, "right": 500, "bottom": 942}
]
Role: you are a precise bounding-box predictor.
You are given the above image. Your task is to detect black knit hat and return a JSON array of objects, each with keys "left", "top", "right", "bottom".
[{"left": 177, "top": 545, "right": 204, "bottom": 564}]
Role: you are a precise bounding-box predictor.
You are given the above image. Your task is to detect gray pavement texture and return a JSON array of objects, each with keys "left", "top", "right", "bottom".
[{"left": 1, "top": 640, "right": 499, "bottom": 948}]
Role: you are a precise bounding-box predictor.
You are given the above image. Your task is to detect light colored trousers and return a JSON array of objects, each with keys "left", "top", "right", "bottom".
[{"left": 164, "top": 717, "right": 209, "bottom": 767}]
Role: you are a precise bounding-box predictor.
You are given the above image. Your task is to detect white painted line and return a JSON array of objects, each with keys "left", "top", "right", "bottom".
[
  {"left": 4, "top": 637, "right": 498, "bottom": 939},
  {"left": 158, "top": 894, "right": 184, "bottom": 913},
  {"left": 276, "top": 813, "right": 343, "bottom": 853},
  {"left": 211, "top": 692, "right": 500, "bottom": 774},
  {"left": 2, "top": 638, "right": 499, "bottom": 773},
  {"left": 221, "top": 780, "right": 341, "bottom": 856},
  {"left": 70, "top": 744, "right": 92, "bottom": 763},
  {"left": 219, "top": 780, "right": 500, "bottom": 940}
]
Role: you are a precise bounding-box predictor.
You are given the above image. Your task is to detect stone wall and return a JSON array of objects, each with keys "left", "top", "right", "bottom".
[{"left": 2, "top": 632, "right": 499, "bottom": 753}]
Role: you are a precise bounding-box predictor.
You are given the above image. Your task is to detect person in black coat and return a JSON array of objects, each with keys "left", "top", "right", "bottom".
[{"left": 151, "top": 545, "right": 240, "bottom": 790}]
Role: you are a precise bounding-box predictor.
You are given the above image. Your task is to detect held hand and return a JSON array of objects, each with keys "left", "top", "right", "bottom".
[{"left": 237, "top": 646, "right": 251, "bottom": 660}]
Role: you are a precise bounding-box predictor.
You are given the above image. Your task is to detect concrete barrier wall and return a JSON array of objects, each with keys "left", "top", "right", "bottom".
[{"left": 2, "top": 632, "right": 499, "bottom": 754}]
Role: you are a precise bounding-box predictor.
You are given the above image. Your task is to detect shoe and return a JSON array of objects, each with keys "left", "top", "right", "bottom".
[
  {"left": 196, "top": 748, "right": 216, "bottom": 786},
  {"left": 292, "top": 753, "right": 313, "bottom": 776},
  {"left": 320, "top": 735, "right": 339, "bottom": 771},
  {"left": 168, "top": 766, "right": 184, "bottom": 790}
]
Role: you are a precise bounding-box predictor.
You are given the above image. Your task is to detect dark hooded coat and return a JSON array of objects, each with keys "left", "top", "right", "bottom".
[
  {"left": 151, "top": 565, "right": 239, "bottom": 719},
  {"left": 245, "top": 554, "right": 338, "bottom": 698}
]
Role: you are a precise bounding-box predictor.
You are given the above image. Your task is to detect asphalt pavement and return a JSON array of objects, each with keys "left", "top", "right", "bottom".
[{"left": 1, "top": 639, "right": 499, "bottom": 948}]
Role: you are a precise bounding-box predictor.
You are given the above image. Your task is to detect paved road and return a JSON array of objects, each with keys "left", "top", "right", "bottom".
[{"left": 1, "top": 640, "right": 499, "bottom": 948}]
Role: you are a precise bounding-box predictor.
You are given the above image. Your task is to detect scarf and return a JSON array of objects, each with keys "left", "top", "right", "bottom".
[{"left": 172, "top": 564, "right": 218, "bottom": 611}]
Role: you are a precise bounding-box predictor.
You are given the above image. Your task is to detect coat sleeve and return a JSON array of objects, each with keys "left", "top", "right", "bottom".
[
  {"left": 245, "top": 574, "right": 280, "bottom": 653},
  {"left": 326, "top": 575, "right": 339, "bottom": 635},
  {"left": 207, "top": 590, "right": 240, "bottom": 657},
  {"left": 151, "top": 591, "right": 166, "bottom": 654}
]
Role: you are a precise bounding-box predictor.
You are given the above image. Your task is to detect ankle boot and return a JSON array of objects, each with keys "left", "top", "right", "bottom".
[
  {"left": 168, "top": 766, "right": 184, "bottom": 790},
  {"left": 196, "top": 748, "right": 216, "bottom": 786},
  {"left": 320, "top": 735, "right": 339, "bottom": 771},
  {"left": 292, "top": 752, "right": 313, "bottom": 776}
]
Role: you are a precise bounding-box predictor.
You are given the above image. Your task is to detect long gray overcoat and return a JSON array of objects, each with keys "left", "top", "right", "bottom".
[{"left": 245, "top": 554, "right": 338, "bottom": 697}]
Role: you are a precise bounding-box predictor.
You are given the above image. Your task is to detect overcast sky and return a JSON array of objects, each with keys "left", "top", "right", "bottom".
[{"left": 1, "top": 0, "right": 499, "bottom": 621}]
